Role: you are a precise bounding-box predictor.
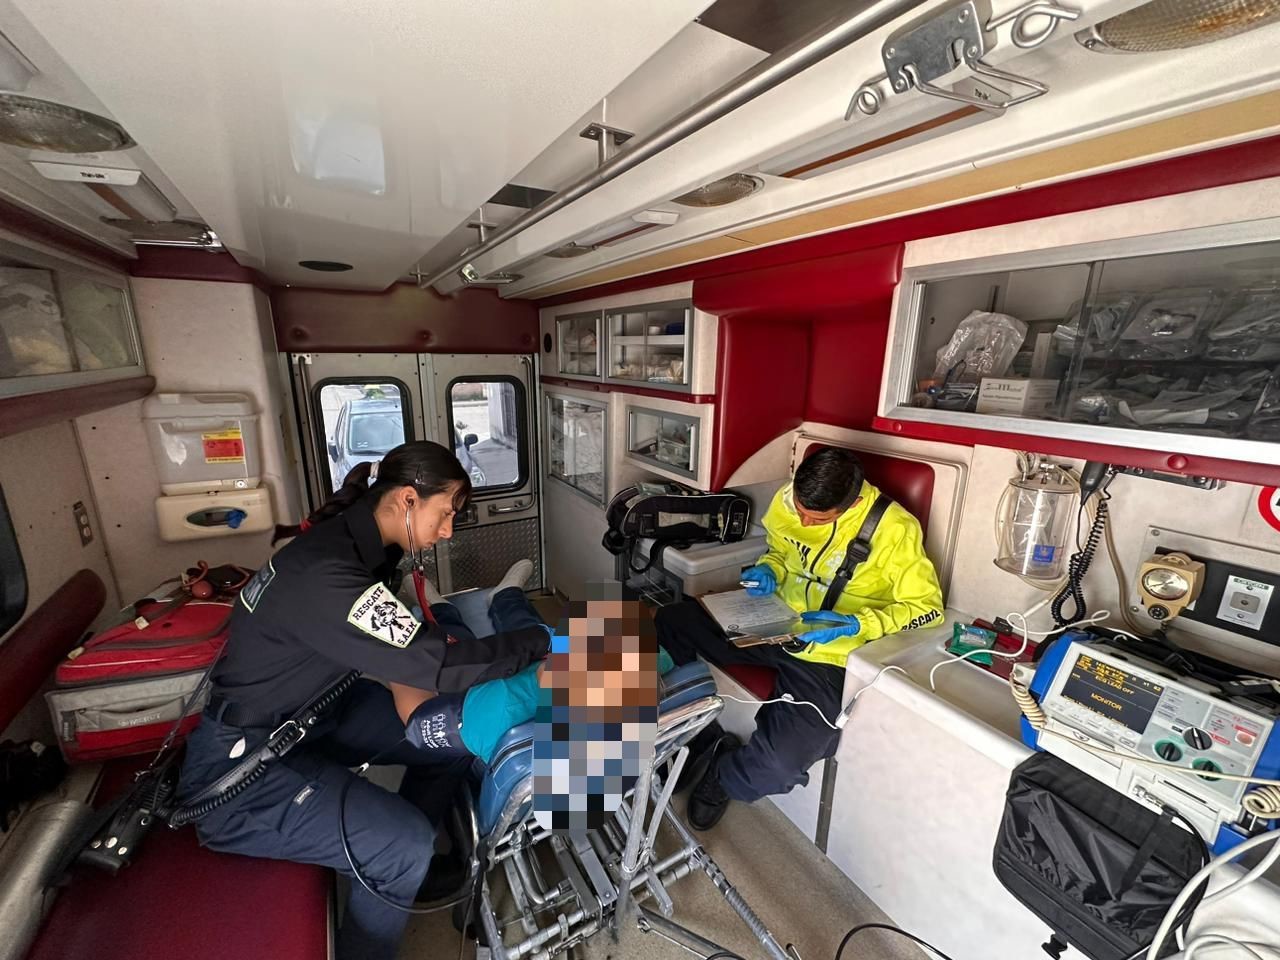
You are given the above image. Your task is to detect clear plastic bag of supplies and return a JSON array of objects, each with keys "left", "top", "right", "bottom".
[
  {"left": 1205, "top": 287, "right": 1280, "bottom": 362},
  {"left": 1052, "top": 293, "right": 1140, "bottom": 358},
  {"left": 1247, "top": 368, "right": 1280, "bottom": 441},
  {"left": 1116, "top": 368, "right": 1269, "bottom": 434},
  {"left": 1113, "top": 288, "right": 1221, "bottom": 361},
  {"left": 1066, "top": 372, "right": 1183, "bottom": 425},
  {"left": 933, "top": 310, "right": 1027, "bottom": 383}
]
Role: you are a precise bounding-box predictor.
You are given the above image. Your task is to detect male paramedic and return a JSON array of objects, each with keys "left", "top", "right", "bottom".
[{"left": 655, "top": 447, "right": 943, "bottom": 830}]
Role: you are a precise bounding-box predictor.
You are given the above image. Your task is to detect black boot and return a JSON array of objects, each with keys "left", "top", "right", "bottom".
[
  {"left": 687, "top": 742, "right": 737, "bottom": 831},
  {"left": 669, "top": 721, "right": 724, "bottom": 792}
]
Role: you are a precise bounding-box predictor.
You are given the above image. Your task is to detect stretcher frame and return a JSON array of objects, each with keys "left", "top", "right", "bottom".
[{"left": 442, "top": 694, "right": 796, "bottom": 960}]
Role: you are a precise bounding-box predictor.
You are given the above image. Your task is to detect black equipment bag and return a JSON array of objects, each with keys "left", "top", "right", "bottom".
[
  {"left": 602, "top": 481, "right": 751, "bottom": 574},
  {"left": 993, "top": 753, "right": 1209, "bottom": 960}
]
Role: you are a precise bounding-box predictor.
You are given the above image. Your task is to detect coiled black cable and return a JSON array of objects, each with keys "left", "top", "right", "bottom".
[{"left": 1051, "top": 497, "right": 1109, "bottom": 628}]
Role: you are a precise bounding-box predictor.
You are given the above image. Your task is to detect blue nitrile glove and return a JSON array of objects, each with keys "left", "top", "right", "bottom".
[
  {"left": 797, "top": 611, "right": 861, "bottom": 645},
  {"left": 740, "top": 564, "right": 777, "bottom": 597}
]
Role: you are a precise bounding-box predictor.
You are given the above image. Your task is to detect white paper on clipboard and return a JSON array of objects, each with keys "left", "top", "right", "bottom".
[{"left": 696, "top": 589, "right": 806, "bottom": 644}]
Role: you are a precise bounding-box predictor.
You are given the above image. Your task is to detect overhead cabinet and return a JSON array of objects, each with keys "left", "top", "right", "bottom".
[
  {"left": 881, "top": 223, "right": 1280, "bottom": 465},
  {"left": 550, "top": 299, "right": 695, "bottom": 393},
  {"left": 0, "top": 234, "right": 144, "bottom": 400}
]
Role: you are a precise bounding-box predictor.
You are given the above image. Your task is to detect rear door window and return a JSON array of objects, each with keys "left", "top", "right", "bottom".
[
  {"left": 313, "top": 380, "right": 413, "bottom": 492},
  {"left": 446, "top": 377, "right": 528, "bottom": 494}
]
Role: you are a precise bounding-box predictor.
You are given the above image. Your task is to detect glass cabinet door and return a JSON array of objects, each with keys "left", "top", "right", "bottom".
[
  {"left": 889, "top": 232, "right": 1280, "bottom": 462},
  {"left": 606, "top": 302, "right": 690, "bottom": 388},
  {"left": 555, "top": 313, "right": 600, "bottom": 377},
  {"left": 546, "top": 393, "right": 607, "bottom": 504},
  {"left": 627, "top": 406, "right": 698, "bottom": 478},
  {"left": 0, "top": 246, "right": 143, "bottom": 397}
]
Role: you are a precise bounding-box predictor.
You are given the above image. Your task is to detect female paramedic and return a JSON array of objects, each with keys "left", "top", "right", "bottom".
[{"left": 177, "top": 440, "right": 550, "bottom": 960}]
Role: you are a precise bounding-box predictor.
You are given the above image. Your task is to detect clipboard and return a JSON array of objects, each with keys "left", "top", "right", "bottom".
[{"left": 695, "top": 588, "right": 807, "bottom": 648}]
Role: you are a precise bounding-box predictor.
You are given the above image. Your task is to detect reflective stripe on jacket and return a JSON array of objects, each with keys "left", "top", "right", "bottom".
[{"left": 756, "top": 480, "right": 944, "bottom": 668}]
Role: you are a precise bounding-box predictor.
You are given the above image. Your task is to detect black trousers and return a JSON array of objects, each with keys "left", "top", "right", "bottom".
[{"left": 655, "top": 600, "right": 846, "bottom": 802}]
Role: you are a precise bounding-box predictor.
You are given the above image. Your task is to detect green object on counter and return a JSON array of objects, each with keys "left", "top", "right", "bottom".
[{"left": 947, "top": 622, "right": 997, "bottom": 666}]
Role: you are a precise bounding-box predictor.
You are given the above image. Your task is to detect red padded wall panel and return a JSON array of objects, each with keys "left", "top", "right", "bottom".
[
  {"left": 805, "top": 299, "right": 893, "bottom": 429},
  {"left": 711, "top": 315, "right": 810, "bottom": 489},
  {"left": 695, "top": 246, "right": 902, "bottom": 318}
]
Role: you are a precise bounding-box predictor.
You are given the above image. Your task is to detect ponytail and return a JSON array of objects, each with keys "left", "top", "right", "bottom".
[{"left": 272, "top": 442, "right": 470, "bottom": 544}]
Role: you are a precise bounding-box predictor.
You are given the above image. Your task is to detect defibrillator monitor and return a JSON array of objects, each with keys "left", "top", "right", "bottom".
[{"left": 1024, "top": 633, "right": 1280, "bottom": 853}]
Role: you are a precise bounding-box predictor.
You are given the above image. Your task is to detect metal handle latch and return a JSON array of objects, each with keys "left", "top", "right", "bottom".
[
  {"left": 877, "top": 0, "right": 1074, "bottom": 114},
  {"left": 489, "top": 499, "right": 532, "bottom": 516}
]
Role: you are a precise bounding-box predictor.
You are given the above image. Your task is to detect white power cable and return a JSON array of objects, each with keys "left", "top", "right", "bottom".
[
  {"left": 1180, "top": 935, "right": 1280, "bottom": 960},
  {"left": 927, "top": 610, "right": 1111, "bottom": 692},
  {"left": 1145, "top": 829, "right": 1280, "bottom": 960},
  {"left": 720, "top": 664, "right": 910, "bottom": 732}
]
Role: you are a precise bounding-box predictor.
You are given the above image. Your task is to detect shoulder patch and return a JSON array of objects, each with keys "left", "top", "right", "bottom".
[
  {"left": 240, "top": 560, "right": 276, "bottom": 613},
  {"left": 347, "top": 583, "right": 421, "bottom": 648}
]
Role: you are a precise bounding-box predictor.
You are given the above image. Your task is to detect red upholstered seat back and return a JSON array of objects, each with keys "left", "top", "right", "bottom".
[{"left": 719, "top": 444, "right": 936, "bottom": 700}]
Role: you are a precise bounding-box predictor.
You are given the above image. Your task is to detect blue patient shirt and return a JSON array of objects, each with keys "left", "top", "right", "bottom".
[{"left": 459, "top": 647, "right": 676, "bottom": 763}]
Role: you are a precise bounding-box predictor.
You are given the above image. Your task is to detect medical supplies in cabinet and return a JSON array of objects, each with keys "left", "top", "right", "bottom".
[{"left": 882, "top": 224, "right": 1280, "bottom": 465}]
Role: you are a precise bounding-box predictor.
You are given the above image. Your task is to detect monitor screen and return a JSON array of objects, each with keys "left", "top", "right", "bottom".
[{"left": 1060, "top": 653, "right": 1164, "bottom": 734}]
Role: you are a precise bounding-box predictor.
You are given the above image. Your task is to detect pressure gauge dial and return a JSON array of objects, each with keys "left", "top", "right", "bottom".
[
  {"left": 1141, "top": 567, "right": 1191, "bottom": 601},
  {"left": 1137, "top": 552, "right": 1205, "bottom": 622}
]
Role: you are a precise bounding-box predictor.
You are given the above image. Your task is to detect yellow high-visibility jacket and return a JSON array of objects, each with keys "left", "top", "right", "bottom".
[{"left": 756, "top": 480, "right": 944, "bottom": 668}]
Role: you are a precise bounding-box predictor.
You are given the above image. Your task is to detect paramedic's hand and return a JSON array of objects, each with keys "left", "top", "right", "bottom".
[
  {"left": 797, "top": 611, "right": 861, "bottom": 645},
  {"left": 740, "top": 564, "right": 776, "bottom": 596}
]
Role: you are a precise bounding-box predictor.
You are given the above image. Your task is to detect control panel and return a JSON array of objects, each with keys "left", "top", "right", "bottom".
[{"left": 1025, "top": 634, "right": 1280, "bottom": 852}]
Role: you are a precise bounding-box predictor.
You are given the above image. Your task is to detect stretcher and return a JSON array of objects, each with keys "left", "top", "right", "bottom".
[{"left": 432, "top": 589, "right": 796, "bottom": 960}]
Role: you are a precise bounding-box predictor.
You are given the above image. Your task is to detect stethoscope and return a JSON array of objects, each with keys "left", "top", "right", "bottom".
[{"left": 404, "top": 501, "right": 438, "bottom": 626}]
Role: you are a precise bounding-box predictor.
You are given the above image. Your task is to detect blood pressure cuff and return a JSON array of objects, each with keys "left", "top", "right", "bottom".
[
  {"left": 992, "top": 753, "right": 1207, "bottom": 960},
  {"left": 405, "top": 691, "right": 470, "bottom": 756}
]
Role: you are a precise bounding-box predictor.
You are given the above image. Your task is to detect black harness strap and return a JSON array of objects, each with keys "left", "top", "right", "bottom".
[{"left": 819, "top": 495, "right": 894, "bottom": 613}]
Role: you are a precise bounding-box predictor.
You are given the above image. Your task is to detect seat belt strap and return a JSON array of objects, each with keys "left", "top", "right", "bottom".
[{"left": 819, "top": 495, "right": 894, "bottom": 613}]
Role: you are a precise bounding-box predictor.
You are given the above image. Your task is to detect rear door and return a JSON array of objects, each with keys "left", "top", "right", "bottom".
[
  {"left": 289, "top": 351, "right": 541, "bottom": 594},
  {"left": 424, "top": 354, "right": 541, "bottom": 592}
]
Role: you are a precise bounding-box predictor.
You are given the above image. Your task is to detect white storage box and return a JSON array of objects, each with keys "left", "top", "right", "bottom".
[
  {"left": 975, "top": 378, "right": 1061, "bottom": 417},
  {"left": 143, "top": 392, "right": 262, "bottom": 495},
  {"left": 632, "top": 534, "right": 766, "bottom": 596}
]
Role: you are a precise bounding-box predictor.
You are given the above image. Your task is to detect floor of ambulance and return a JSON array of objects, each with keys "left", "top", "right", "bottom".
[{"left": 390, "top": 789, "right": 921, "bottom": 960}]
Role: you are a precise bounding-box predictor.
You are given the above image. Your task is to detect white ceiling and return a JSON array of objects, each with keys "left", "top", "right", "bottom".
[
  {"left": 1, "top": 0, "right": 712, "bottom": 288},
  {"left": 2, "top": 0, "right": 1280, "bottom": 300}
]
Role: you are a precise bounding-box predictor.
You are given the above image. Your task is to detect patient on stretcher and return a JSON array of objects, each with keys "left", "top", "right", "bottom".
[{"left": 390, "top": 568, "right": 672, "bottom": 766}]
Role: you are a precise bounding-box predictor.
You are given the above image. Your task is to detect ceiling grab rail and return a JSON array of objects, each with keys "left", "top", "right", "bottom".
[{"left": 417, "top": 0, "right": 926, "bottom": 291}]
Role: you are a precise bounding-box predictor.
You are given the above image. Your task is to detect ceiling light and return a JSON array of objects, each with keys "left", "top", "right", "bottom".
[
  {"left": 632, "top": 209, "right": 680, "bottom": 225},
  {"left": 1077, "top": 0, "right": 1280, "bottom": 53},
  {"left": 546, "top": 243, "right": 597, "bottom": 259},
  {"left": 0, "top": 94, "right": 133, "bottom": 152},
  {"left": 31, "top": 160, "right": 175, "bottom": 221},
  {"left": 671, "top": 173, "right": 763, "bottom": 208},
  {"left": 299, "top": 260, "right": 353, "bottom": 272}
]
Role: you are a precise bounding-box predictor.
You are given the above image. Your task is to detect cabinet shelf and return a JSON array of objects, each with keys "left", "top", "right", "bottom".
[{"left": 881, "top": 223, "right": 1280, "bottom": 469}]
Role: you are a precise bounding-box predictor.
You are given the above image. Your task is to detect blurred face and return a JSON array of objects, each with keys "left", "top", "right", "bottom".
[{"left": 541, "top": 598, "right": 658, "bottom": 713}]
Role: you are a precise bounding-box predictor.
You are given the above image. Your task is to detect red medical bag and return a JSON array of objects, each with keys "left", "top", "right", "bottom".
[{"left": 46, "top": 598, "right": 234, "bottom": 763}]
